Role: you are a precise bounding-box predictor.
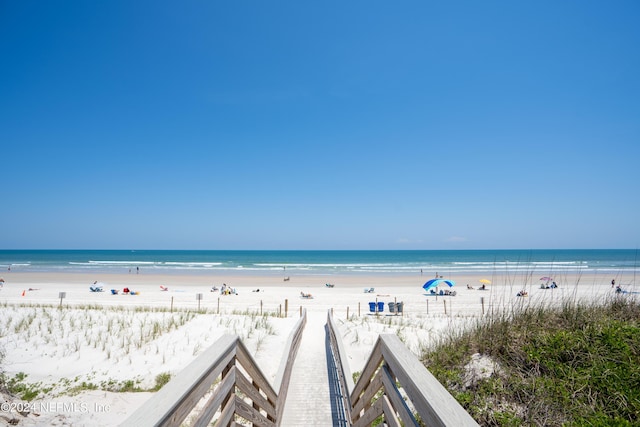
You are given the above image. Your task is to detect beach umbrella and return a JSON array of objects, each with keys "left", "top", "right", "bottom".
[
  {"left": 423, "top": 279, "right": 455, "bottom": 292},
  {"left": 479, "top": 279, "right": 491, "bottom": 285}
]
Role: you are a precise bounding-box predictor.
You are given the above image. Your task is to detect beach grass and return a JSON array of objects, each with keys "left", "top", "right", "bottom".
[
  {"left": 0, "top": 303, "right": 286, "bottom": 401},
  {"left": 421, "top": 294, "right": 640, "bottom": 426}
]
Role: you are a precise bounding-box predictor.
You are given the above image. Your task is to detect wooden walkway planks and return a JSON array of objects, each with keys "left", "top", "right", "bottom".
[{"left": 279, "top": 310, "right": 334, "bottom": 426}]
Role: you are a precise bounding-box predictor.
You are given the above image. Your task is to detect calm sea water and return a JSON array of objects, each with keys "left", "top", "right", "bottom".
[{"left": 0, "top": 249, "right": 637, "bottom": 276}]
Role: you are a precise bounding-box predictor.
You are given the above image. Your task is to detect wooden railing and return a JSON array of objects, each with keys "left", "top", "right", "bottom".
[
  {"left": 327, "top": 311, "right": 479, "bottom": 427},
  {"left": 122, "top": 310, "right": 306, "bottom": 427},
  {"left": 123, "top": 308, "right": 477, "bottom": 426}
]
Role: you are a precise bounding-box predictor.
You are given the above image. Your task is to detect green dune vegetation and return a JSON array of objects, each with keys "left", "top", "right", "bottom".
[{"left": 422, "top": 296, "right": 640, "bottom": 426}]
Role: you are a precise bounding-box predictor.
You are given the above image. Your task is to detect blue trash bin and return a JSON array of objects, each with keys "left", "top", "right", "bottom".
[
  {"left": 377, "top": 301, "right": 384, "bottom": 312},
  {"left": 369, "top": 302, "right": 376, "bottom": 312}
]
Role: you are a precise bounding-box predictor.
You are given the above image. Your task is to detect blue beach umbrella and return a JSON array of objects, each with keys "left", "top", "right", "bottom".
[{"left": 423, "top": 279, "right": 455, "bottom": 292}]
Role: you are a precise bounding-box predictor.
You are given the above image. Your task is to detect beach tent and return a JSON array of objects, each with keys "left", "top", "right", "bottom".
[{"left": 423, "top": 279, "right": 455, "bottom": 292}]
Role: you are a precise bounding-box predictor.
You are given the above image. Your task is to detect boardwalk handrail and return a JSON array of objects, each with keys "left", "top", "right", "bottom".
[
  {"left": 327, "top": 310, "right": 479, "bottom": 427},
  {"left": 122, "top": 309, "right": 307, "bottom": 427},
  {"left": 326, "top": 309, "right": 355, "bottom": 421},
  {"left": 273, "top": 308, "right": 307, "bottom": 425}
]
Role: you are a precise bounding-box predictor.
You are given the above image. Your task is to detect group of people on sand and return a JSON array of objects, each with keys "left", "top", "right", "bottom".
[
  {"left": 429, "top": 288, "right": 456, "bottom": 296},
  {"left": 211, "top": 283, "right": 237, "bottom": 295},
  {"left": 109, "top": 287, "right": 138, "bottom": 295},
  {"left": 540, "top": 281, "right": 558, "bottom": 289},
  {"left": 612, "top": 279, "right": 629, "bottom": 294},
  {"left": 611, "top": 279, "right": 625, "bottom": 293}
]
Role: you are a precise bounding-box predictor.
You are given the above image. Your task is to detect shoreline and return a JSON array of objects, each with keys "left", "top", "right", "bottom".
[{"left": 2, "top": 268, "right": 634, "bottom": 284}]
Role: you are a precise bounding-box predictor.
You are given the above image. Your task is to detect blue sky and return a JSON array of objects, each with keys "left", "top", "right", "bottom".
[{"left": 1, "top": 1, "right": 639, "bottom": 250}]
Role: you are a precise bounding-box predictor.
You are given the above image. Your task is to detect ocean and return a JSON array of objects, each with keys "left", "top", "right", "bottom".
[{"left": 0, "top": 249, "right": 637, "bottom": 277}]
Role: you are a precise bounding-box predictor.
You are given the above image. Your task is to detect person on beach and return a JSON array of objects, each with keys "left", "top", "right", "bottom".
[{"left": 611, "top": 279, "right": 616, "bottom": 288}]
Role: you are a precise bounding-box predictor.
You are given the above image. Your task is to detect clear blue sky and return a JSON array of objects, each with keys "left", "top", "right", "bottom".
[{"left": 1, "top": 1, "right": 639, "bottom": 250}]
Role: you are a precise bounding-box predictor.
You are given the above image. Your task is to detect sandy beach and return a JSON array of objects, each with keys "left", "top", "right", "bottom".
[{"left": 0, "top": 270, "right": 635, "bottom": 426}]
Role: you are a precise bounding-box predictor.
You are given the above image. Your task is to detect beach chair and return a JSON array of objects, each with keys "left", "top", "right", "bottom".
[
  {"left": 364, "top": 287, "right": 375, "bottom": 293},
  {"left": 90, "top": 286, "right": 103, "bottom": 292},
  {"left": 110, "top": 289, "right": 119, "bottom": 295},
  {"left": 325, "top": 283, "right": 335, "bottom": 288},
  {"left": 160, "top": 285, "right": 168, "bottom": 291},
  {"left": 300, "top": 291, "right": 313, "bottom": 299},
  {"left": 388, "top": 302, "right": 396, "bottom": 314},
  {"left": 377, "top": 301, "right": 384, "bottom": 313}
]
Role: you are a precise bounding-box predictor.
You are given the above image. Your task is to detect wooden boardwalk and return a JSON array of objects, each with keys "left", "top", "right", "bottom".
[
  {"left": 280, "top": 310, "right": 339, "bottom": 426},
  {"left": 122, "top": 308, "right": 478, "bottom": 426}
]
